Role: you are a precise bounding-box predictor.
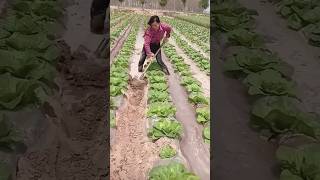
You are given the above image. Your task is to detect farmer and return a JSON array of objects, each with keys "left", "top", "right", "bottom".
[{"left": 138, "top": 15, "right": 171, "bottom": 75}]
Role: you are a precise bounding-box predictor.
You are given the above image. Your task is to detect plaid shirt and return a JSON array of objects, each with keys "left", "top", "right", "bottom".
[{"left": 143, "top": 23, "right": 171, "bottom": 55}]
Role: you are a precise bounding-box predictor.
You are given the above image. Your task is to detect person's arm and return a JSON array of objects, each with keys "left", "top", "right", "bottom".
[
  {"left": 144, "top": 29, "right": 153, "bottom": 56},
  {"left": 162, "top": 23, "right": 172, "bottom": 38}
]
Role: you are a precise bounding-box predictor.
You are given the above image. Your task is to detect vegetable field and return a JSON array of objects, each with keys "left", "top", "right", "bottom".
[
  {"left": 109, "top": 7, "right": 210, "bottom": 180},
  {"left": 213, "top": 0, "right": 320, "bottom": 179}
]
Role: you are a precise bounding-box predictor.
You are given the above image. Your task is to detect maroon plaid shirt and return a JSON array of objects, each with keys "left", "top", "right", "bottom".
[{"left": 143, "top": 23, "right": 172, "bottom": 55}]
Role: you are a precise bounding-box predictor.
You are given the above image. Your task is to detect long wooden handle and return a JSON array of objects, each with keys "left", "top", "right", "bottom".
[{"left": 139, "top": 41, "right": 166, "bottom": 79}]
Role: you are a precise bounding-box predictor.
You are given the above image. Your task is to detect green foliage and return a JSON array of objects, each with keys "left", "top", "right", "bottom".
[
  {"left": 223, "top": 47, "right": 285, "bottom": 77},
  {"left": 148, "top": 162, "right": 200, "bottom": 180},
  {"left": 147, "top": 102, "right": 176, "bottom": 117},
  {"left": 148, "top": 118, "right": 182, "bottom": 141},
  {"left": 159, "top": 145, "right": 176, "bottom": 159},
  {"left": 276, "top": 144, "right": 320, "bottom": 180},
  {"left": 203, "top": 125, "right": 210, "bottom": 144},
  {"left": 251, "top": 96, "right": 320, "bottom": 139},
  {"left": 0, "top": 114, "right": 22, "bottom": 151},
  {"left": 199, "top": 0, "right": 209, "bottom": 10},
  {"left": 196, "top": 106, "right": 210, "bottom": 124},
  {"left": 243, "top": 70, "right": 296, "bottom": 98},
  {"left": 159, "top": 0, "right": 167, "bottom": 7}
]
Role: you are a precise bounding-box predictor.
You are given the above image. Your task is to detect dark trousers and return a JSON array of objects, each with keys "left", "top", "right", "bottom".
[{"left": 138, "top": 43, "right": 168, "bottom": 70}]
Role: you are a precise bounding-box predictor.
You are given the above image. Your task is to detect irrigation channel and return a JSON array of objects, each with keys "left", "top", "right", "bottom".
[
  {"left": 109, "top": 7, "right": 210, "bottom": 180},
  {"left": 213, "top": 0, "right": 320, "bottom": 180}
]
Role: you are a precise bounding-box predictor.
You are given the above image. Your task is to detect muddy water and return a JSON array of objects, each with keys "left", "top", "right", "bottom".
[
  {"left": 238, "top": 0, "right": 320, "bottom": 114},
  {"left": 168, "top": 38, "right": 210, "bottom": 97},
  {"left": 172, "top": 27, "right": 210, "bottom": 59},
  {"left": 110, "top": 25, "right": 132, "bottom": 62},
  {"left": 163, "top": 53, "right": 210, "bottom": 179}
]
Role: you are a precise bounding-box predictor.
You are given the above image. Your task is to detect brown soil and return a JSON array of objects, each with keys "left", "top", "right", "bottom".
[
  {"left": 110, "top": 27, "right": 162, "bottom": 180},
  {"left": 110, "top": 77, "right": 159, "bottom": 180},
  {"left": 16, "top": 41, "right": 108, "bottom": 180}
]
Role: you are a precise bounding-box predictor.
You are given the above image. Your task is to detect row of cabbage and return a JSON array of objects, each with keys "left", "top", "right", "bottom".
[
  {"left": 110, "top": 16, "right": 140, "bottom": 127},
  {"left": 110, "top": 11, "right": 130, "bottom": 27},
  {"left": 0, "top": 0, "right": 64, "bottom": 178},
  {"left": 274, "top": 0, "right": 320, "bottom": 47},
  {"left": 163, "top": 43, "right": 210, "bottom": 143},
  {"left": 110, "top": 13, "right": 134, "bottom": 49},
  {"left": 172, "top": 14, "right": 210, "bottom": 28},
  {"left": 164, "top": 17, "right": 210, "bottom": 54},
  {"left": 145, "top": 62, "right": 200, "bottom": 180},
  {"left": 213, "top": 1, "right": 320, "bottom": 179},
  {"left": 171, "top": 32, "right": 210, "bottom": 75}
]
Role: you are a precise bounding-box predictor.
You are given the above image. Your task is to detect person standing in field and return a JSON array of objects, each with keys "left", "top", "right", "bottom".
[{"left": 138, "top": 15, "right": 171, "bottom": 75}]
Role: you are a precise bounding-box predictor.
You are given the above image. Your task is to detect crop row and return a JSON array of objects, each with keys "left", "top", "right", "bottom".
[
  {"left": 213, "top": 1, "right": 320, "bottom": 179},
  {"left": 163, "top": 43, "right": 210, "bottom": 143},
  {"left": 0, "top": 0, "right": 64, "bottom": 178},
  {"left": 274, "top": 0, "right": 320, "bottom": 47},
  {"left": 164, "top": 17, "right": 209, "bottom": 53},
  {"left": 110, "top": 16, "right": 141, "bottom": 127},
  {"left": 145, "top": 62, "right": 200, "bottom": 179},
  {"left": 110, "top": 14, "right": 134, "bottom": 49},
  {"left": 110, "top": 12, "right": 130, "bottom": 27},
  {"left": 172, "top": 14, "right": 210, "bottom": 28},
  {"left": 172, "top": 33, "right": 210, "bottom": 75}
]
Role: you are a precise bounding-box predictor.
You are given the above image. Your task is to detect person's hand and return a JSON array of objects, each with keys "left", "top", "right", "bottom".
[
  {"left": 163, "top": 37, "right": 168, "bottom": 43},
  {"left": 147, "top": 53, "right": 154, "bottom": 58}
]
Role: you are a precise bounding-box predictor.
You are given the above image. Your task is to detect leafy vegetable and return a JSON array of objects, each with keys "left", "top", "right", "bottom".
[
  {"left": 203, "top": 125, "right": 210, "bottom": 144},
  {"left": 159, "top": 145, "right": 176, "bottom": 159},
  {"left": 188, "top": 92, "right": 209, "bottom": 105},
  {"left": 150, "top": 82, "right": 168, "bottom": 91},
  {"left": 147, "top": 102, "right": 176, "bottom": 117},
  {"left": 0, "top": 73, "right": 45, "bottom": 110},
  {"left": 148, "top": 118, "right": 182, "bottom": 140},
  {"left": 0, "top": 114, "right": 22, "bottom": 151},
  {"left": 223, "top": 47, "right": 284, "bottom": 77},
  {"left": 276, "top": 144, "right": 320, "bottom": 180},
  {"left": 251, "top": 96, "right": 320, "bottom": 139},
  {"left": 227, "top": 28, "right": 264, "bottom": 48},
  {"left": 196, "top": 106, "right": 210, "bottom": 124},
  {"left": 148, "top": 162, "right": 200, "bottom": 180},
  {"left": 243, "top": 69, "right": 296, "bottom": 98},
  {"left": 148, "top": 90, "right": 170, "bottom": 103}
]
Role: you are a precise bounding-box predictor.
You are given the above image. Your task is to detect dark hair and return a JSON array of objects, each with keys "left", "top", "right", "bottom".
[{"left": 148, "top": 15, "right": 160, "bottom": 26}]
